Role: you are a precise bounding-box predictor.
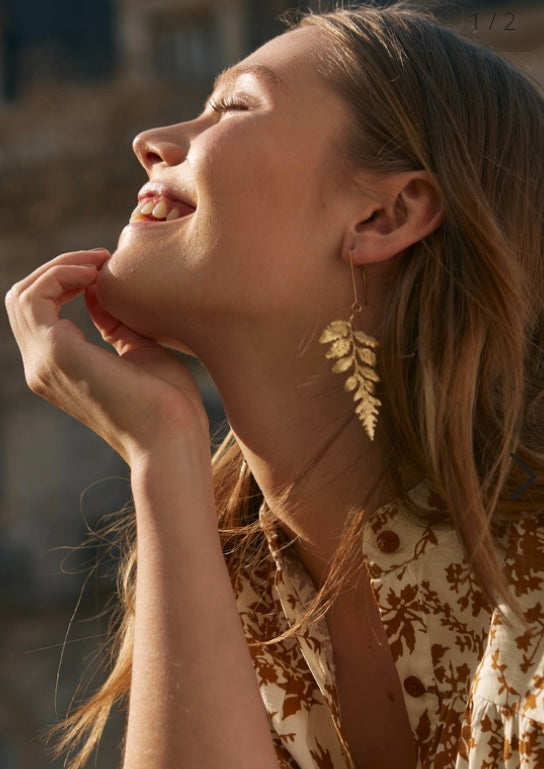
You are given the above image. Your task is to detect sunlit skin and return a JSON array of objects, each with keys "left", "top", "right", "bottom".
[
  {"left": 96, "top": 30, "right": 444, "bottom": 766},
  {"left": 96, "top": 25, "right": 443, "bottom": 579},
  {"left": 6, "top": 23, "right": 444, "bottom": 769},
  {"left": 98, "top": 29, "right": 352, "bottom": 343}
]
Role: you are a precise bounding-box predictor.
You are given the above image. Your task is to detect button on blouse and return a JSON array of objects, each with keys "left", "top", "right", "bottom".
[
  {"left": 376, "top": 529, "right": 400, "bottom": 553},
  {"left": 229, "top": 476, "right": 544, "bottom": 769}
]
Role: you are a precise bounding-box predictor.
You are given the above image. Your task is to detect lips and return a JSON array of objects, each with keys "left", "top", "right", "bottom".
[{"left": 130, "top": 184, "right": 196, "bottom": 223}]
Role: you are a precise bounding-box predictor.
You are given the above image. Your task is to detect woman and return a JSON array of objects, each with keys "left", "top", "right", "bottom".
[{"left": 5, "top": 2, "right": 544, "bottom": 768}]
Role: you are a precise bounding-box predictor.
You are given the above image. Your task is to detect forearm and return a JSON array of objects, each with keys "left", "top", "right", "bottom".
[{"left": 122, "top": 436, "right": 278, "bottom": 769}]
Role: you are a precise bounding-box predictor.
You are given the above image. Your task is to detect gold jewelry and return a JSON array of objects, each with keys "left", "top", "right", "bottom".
[{"left": 319, "top": 248, "right": 382, "bottom": 441}]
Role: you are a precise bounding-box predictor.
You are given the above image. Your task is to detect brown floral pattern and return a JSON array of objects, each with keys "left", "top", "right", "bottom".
[{"left": 228, "top": 478, "right": 544, "bottom": 768}]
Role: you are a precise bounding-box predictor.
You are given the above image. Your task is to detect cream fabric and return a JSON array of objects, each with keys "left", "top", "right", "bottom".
[{"left": 229, "top": 477, "right": 544, "bottom": 768}]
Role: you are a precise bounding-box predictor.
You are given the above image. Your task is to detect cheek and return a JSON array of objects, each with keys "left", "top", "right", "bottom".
[
  {"left": 93, "top": 122, "right": 330, "bottom": 330},
  {"left": 194, "top": 124, "right": 286, "bottom": 231}
]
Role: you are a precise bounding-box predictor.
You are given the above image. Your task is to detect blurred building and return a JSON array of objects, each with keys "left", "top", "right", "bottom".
[
  {"left": 0, "top": 1, "right": 542, "bottom": 767},
  {"left": 0, "top": 2, "right": 304, "bottom": 766}
]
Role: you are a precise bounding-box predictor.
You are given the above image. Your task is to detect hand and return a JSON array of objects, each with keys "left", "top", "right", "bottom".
[{"left": 5, "top": 249, "right": 211, "bottom": 465}]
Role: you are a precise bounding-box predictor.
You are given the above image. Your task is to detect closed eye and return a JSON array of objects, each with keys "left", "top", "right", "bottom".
[{"left": 208, "top": 95, "right": 250, "bottom": 113}]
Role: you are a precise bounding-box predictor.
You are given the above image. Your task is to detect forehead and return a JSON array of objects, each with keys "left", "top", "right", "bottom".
[{"left": 233, "top": 26, "right": 322, "bottom": 87}]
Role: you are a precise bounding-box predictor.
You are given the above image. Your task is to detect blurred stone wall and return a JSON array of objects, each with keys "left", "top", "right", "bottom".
[{"left": 0, "top": 1, "right": 542, "bottom": 767}]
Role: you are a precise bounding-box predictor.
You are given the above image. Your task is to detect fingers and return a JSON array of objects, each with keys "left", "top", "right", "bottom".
[
  {"left": 5, "top": 249, "right": 110, "bottom": 340},
  {"left": 6, "top": 263, "right": 99, "bottom": 335},
  {"left": 8, "top": 248, "right": 110, "bottom": 295},
  {"left": 5, "top": 248, "right": 211, "bottom": 461},
  {"left": 85, "top": 284, "right": 159, "bottom": 356},
  {"left": 5, "top": 257, "right": 109, "bottom": 400},
  {"left": 84, "top": 283, "right": 118, "bottom": 335}
]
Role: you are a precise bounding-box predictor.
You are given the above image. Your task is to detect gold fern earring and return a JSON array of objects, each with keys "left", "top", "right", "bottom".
[{"left": 319, "top": 247, "right": 382, "bottom": 441}]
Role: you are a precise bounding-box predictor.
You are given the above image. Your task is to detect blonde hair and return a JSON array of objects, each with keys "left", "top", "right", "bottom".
[{"left": 48, "top": 2, "right": 544, "bottom": 766}]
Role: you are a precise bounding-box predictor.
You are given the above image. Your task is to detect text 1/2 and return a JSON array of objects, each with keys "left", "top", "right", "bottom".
[{"left": 470, "top": 12, "right": 516, "bottom": 32}]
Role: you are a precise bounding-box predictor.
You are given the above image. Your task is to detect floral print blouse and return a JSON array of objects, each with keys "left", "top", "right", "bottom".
[{"left": 229, "top": 477, "right": 544, "bottom": 768}]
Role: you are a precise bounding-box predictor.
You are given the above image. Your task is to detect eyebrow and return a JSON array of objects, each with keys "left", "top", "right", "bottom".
[{"left": 209, "top": 63, "right": 285, "bottom": 96}]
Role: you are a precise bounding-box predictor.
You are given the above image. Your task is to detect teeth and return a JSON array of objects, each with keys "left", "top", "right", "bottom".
[
  {"left": 129, "top": 195, "right": 191, "bottom": 223},
  {"left": 140, "top": 200, "right": 155, "bottom": 215},
  {"left": 152, "top": 200, "right": 168, "bottom": 219},
  {"left": 166, "top": 206, "right": 181, "bottom": 221},
  {"left": 129, "top": 206, "right": 147, "bottom": 223}
]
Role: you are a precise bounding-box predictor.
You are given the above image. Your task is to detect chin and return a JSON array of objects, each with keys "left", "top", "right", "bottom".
[
  {"left": 95, "top": 258, "right": 151, "bottom": 332},
  {"left": 95, "top": 263, "right": 197, "bottom": 357},
  {"left": 95, "top": 256, "right": 129, "bottom": 315}
]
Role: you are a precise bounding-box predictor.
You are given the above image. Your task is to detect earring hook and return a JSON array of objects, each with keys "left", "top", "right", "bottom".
[
  {"left": 348, "top": 247, "right": 366, "bottom": 323},
  {"left": 348, "top": 247, "right": 416, "bottom": 358}
]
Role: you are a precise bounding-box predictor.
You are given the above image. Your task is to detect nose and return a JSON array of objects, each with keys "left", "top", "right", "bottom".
[{"left": 132, "top": 125, "right": 188, "bottom": 172}]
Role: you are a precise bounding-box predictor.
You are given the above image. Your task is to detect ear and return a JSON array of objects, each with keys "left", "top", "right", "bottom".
[{"left": 344, "top": 170, "right": 444, "bottom": 266}]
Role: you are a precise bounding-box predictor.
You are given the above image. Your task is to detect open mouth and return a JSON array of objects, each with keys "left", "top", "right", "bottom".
[{"left": 129, "top": 195, "right": 196, "bottom": 223}]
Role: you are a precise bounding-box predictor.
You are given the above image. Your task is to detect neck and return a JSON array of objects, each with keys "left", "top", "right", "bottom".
[{"left": 192, "top": 324, "right": 422, "bottom": 589}]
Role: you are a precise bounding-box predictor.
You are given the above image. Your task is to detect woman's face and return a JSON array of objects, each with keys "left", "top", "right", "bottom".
[{"left": 96, "top": 25, "right": 356, "bottom": 348}]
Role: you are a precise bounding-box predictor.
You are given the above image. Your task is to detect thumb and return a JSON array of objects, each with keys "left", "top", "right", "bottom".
[{"left": 84, "top": 284, "right": 159, "bottom": 355}]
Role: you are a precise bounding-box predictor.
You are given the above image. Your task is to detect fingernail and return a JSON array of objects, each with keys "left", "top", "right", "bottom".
[{"left": 90, "top": 247, "right": 109, "bottom": 252}]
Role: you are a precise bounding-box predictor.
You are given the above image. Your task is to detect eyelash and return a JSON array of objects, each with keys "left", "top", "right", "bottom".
[{"left": 208, "top": 95, "right": 249, "bottom": 113}]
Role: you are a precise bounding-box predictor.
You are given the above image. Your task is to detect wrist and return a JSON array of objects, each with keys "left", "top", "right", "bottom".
[
  {"left": 129, "top": 434, "right": 216, "bottom": 527},
  {"left": 128, "top": 416, "right": 212, "bottom": 470}
]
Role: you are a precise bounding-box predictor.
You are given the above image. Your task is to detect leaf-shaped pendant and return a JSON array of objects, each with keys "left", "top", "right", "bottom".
[
  {"left": 325, "top": 337, "right": 352, "bottom": 358},
  {"left": 319, "top": 316, "right": 382, "bottom": 441},
  {"left": 318, "top": 319, "right": 350, "bottom": 343}
]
